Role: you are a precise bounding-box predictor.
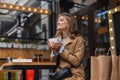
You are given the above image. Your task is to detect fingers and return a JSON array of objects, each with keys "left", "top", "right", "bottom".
[
  {"left": 53, "top": 42, "right": 61, "bottom": 49},
  {"left": 47, "top": 41, "right": 52, "bottom": 49},
  {"left": 48, "top": 41, "right": 61, "bottom": 50}
]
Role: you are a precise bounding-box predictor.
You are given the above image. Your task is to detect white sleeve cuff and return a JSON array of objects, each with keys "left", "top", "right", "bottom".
[
  {"left": 50, "top": 51, "right": 55, "bottom": 57},
  {"left": 58, "top": 45, "right": 65, "bottom": 54}
]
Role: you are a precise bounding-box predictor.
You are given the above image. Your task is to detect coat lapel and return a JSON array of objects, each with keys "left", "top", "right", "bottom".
[
  {"left": 63, "top": 37, "right": 72, "bottom": 47},
  {"left": 57, "top": 34, "right": 75, "bottom": 47}
]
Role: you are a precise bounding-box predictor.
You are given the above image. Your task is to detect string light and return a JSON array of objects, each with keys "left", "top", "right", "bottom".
[
  {"left": 82, "top": 16, "right": 85, "bottom": 20},
  {"left": 73, "top": 15, "right": 77, "bottom": 19},
  {"left": 109, "top": 28, "right": 113, "bottom": 31},
  {"left": 114, "top": 8, "right": 117, "bottom": 12},
  {"left": 98, "top": 19, "right": 101, "bottom": 23},
  {"left": 45, "top": 10, "right": 48, "bottom": 14},
  {"left": 0, "top": 2, "right": 50, "bottom": 15},
  {"left": 108, "top": 5, "right": 120, "bottom": 54},
  {"left": 28, "top": 8, "right": 31, "bottom": 11},
  {"left": 109, "top": 19, "right": 112, "bottom": 22},
  {"left": 10, "top": 5, "right": 13, "bottom": 8},
  {"left": 3, "top": 4, "right": 6, "bottom": 7},
  {"left": 94, "top": 19, "right": 97, "bottom": 22},
  {"left": 16, "top": 6, "right": 19, "bottom": 9},
  {"left": 86, "top": 17, "right": 88, "bottom": 20},
  {"left": 34, "top": 9, "right": 37, "bottom": 12},
  {"left": 111, "top": 46, "right": 114, "bottom": 49},
  {"left": 40, "top": 9, "right": 43, "bottom": 13},
  {"left": 22, "top": 7, "right": 25, "bottom": 10},
  {"left": 110, "top": 37, "right": 114, "bottom": 40},
  {"left": 108, "top": 11, "right": 112, "bottom": 14}
]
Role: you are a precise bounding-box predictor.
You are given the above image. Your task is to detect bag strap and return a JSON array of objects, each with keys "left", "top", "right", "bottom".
[
  {"left": 56, "top": 55, "right": 60, "bottom": 67},
  {"left": 107, "top": 48, "right": 116, "bottom": 56},
  {"left": 95, "top": 47, "right": 114, "bottom": 56},
  {"left": 107, "top": 48, "right": 111, "bottom": 56},
  {"left": 53, "top": 55, "right": 60, "bottom": 71}
]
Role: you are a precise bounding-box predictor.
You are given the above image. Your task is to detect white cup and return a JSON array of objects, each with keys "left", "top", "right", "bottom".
[{"left": 48, "top": 38, "right": 59, "bottom": 43}]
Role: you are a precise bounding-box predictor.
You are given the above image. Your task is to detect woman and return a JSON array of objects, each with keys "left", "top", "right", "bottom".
[{"left": 48, "top": 13, "right": 86, "bottom": 80}]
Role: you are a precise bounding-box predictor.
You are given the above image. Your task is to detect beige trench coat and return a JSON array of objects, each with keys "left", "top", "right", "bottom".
[{"left": 56, "top": 35, "right": 86, "bottom": 80}]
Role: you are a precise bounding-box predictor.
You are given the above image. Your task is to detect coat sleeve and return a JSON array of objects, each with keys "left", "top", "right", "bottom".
[{"left": 60, "top": 37, "right": 85, "bottom": 67}]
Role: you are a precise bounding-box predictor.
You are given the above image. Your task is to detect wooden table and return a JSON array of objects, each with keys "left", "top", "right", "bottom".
[{"left": 1, "top": 62, "right": 56, "bottom": 80}]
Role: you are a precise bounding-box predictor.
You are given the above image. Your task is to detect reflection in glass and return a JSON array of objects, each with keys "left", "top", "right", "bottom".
[
  {"left": 0, "top": 0, "right": 50, "bottom": 43},
  {"left": 94, "top": 6, "right": 110, "bottom": 53}
]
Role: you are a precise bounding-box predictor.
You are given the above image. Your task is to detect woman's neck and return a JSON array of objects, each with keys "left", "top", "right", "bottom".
[{"left": 61, "top": 31, "right": 71, "bottom": 39}]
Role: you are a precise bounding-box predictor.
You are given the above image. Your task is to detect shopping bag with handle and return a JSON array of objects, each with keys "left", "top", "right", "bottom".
[
  {"left": 110, "top": 51, "right": 119, "bottom": 80},
  {"left": 91, "top": 48, "right": 112, "bottom": 80}
]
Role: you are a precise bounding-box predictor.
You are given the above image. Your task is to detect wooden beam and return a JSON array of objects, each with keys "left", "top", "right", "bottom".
[
  {"left": 73, "top": 0, "right": 109, "bottom": 56},
  {"left": 74, "top": 0, "right": 108, "bottom": 16}
]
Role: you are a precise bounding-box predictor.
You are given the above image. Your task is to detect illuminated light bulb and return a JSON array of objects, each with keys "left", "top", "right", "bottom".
[
  {"left": 40, "top": 9, "right": 43, "bottom": 13},
  {"left": 3, "top": 4, "right": 6, "bottom": 7},
  {"left": 73, "top": 15, "right": 77, "bottom": 19},
  {"left": 109, "top": 19, "right": 112, "bottom": 22},
  {"left": 86, "top": 17, "right": 88, "bottom": 20},
  {"left": 34, "top": 9, "right": 37, "bottom": 12},
  {"left": 28, "top": 8, "right": 31, "bottom": 11},
  {"left": 108, "top": 11, "right": 111, "bottom": 14},
  {"left": 109, "top": 28, "right": 113, "bottom": 31},
  {"left": 16, "top": 6, "right": 19, "bottom": 9},
  {"left": 115, "top": 8, "right": 117, "bottom": 12},
  {"left": 111, "top": 46, "right": 114, "bottom": 49},
  {"left": 98, "top": 19, "right": 101, "bottom": 23},
  {"left": 45, "top": 10, "right": 48, "bottom": 14},
  {"left": 22, "top": 7, "right": 25, "bottom": 10},
  {"left": 82, "top": 16, "right": 85, "bottom": 20},
  {"left": 10, "top": 5, "right": 13, "bottom": 8},
  {"left": 110, "top": 37, "right": 114, "bottom": 40},
  {"left": 94, "top": 19, "right": 97, "bottom": 22}
]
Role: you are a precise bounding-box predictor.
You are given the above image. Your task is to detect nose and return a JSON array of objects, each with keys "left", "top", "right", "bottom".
[{"left": 57, "top": 21, "right": 60, "bottom": 25}]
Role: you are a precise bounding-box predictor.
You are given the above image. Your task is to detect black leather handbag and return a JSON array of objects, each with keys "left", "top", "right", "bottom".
[{"left": 49, "top": 67, "right": 72, "bottom": 80}]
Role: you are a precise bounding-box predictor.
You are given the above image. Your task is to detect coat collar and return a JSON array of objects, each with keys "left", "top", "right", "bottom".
[
  {"left": 63, "top": 37, "right": 72, "bottom": 47},
  {"left": 57, "top": 34, "right": 75, "bottom": 47}
]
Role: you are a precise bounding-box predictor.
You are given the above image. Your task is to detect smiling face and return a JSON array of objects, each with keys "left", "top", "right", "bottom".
[
  {"left": 57, "top": 16, "right": 70, "bottom": 32},
  {"left": 55, "top": 13, "right": 79, "bottom": 37}
]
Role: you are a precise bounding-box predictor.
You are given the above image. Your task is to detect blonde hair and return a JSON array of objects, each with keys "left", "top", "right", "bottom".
[{"left": 56, "top": 13, "right": 80, "bottom": 37}]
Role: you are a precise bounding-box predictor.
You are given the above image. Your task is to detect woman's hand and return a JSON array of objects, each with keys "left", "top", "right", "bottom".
[
  {"left": 52, "top": 42, "right": 62, "bottom": 52},
  {"left": 48, "top": 40, "right": 62, "bottom": 53},
  {"left": 47, "top": 41, "right": 52, "bottom": 49}
]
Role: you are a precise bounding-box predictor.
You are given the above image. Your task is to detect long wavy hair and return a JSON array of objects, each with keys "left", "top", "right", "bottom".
[{"left": 55, "top": 12, "right": 81, "bottom": 37}]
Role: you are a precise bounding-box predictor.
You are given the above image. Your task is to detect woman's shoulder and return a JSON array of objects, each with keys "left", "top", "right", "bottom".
[
  {"left": 70, "top": 35, "right": 85, "bottom": 44},
  {"left": 71, "top": 34, "right": 84, "bottom": 41},
  {"left": 76, "top": 35, "right": 85, "bottom": 42},
  {"left": 73, "top": 36, "right": 85, "bottom": 45}
]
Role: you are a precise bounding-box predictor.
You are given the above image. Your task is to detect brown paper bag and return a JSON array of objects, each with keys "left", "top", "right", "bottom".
[
  {"left": 110, "top": 55, "right": 119, "bottom": 80},
  {"left": 91, "top": 55, "right": 112, "bottom": 80},
  {"left": 119, "top": 56, "right": 120, "bottom": 80}
]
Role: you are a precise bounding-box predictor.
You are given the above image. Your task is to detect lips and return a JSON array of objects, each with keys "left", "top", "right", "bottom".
[{"left": 57, "top": 25, "right": 61, "bottom": 29}]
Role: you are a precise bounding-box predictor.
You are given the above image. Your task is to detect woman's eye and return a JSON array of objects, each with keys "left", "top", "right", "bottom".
[{"left": 60, "top": 19, "right": 64, "bottom": 22}]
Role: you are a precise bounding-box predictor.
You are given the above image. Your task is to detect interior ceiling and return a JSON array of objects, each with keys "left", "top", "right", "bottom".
[
  {"left": 0, "top": 0, "right": 41, "bottom": 37},
  {"left": 0, "top": 0, "right": 96, "bottom": 38},
  {"left": 0, "top": 0, "right": 40, "bottom": 19},
  {"left": 0, "top": 0, "right": 41, "bottom": 27},
  {"left": 0, "top": 0, "right": 95, "bottom": 20}
]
